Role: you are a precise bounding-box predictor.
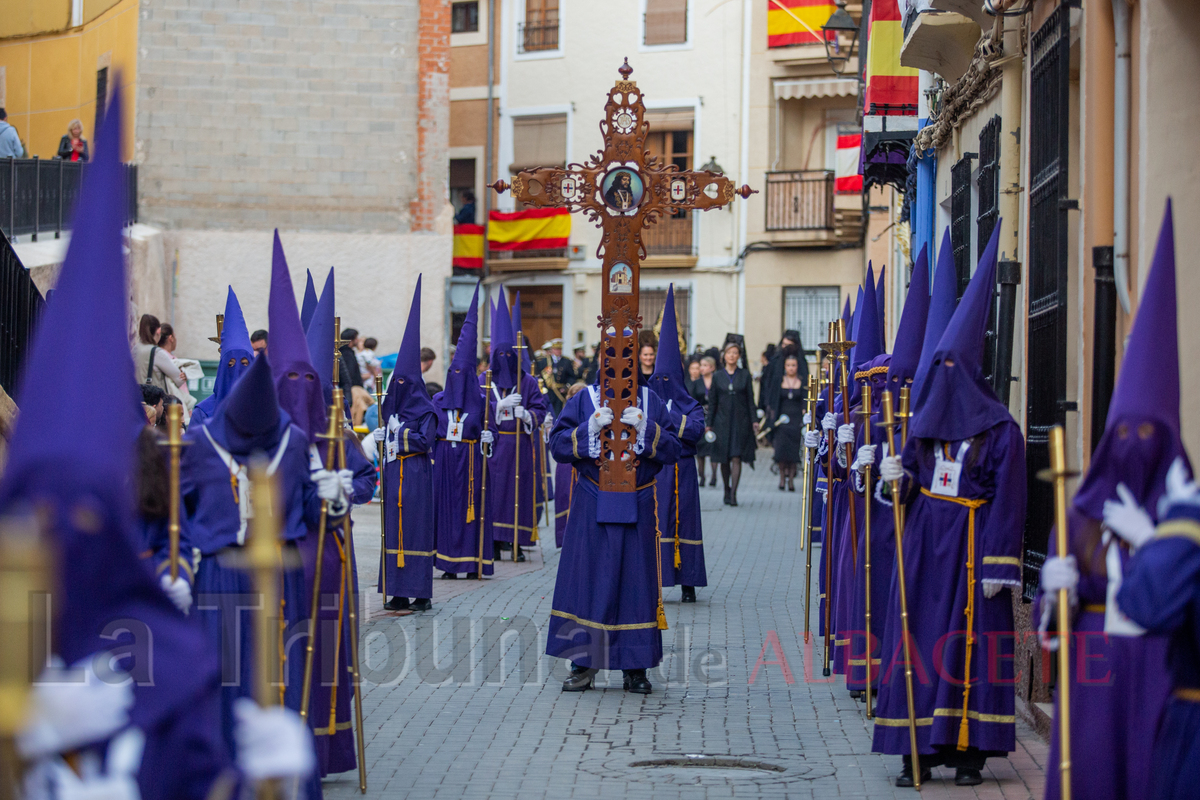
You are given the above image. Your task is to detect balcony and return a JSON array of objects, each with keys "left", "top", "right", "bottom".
[
  {"left": 486, "top": 247, "right": 568, "bottom": 272},
  {"left": 764, "top": 170, "right": 863, "bottom": 247},
  {"left": 519, "top": 17, "right": 559, "bottom": 53},
  {"left": 642, "top": 211, "right": 697, "bottom": 268},
  {"left": 0, "top": 157, "right": 138, "bottom": 240}
]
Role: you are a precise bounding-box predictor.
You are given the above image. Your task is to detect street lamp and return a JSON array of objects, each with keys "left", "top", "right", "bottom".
[{"left": 822, "top": 0, "right": 860, "bottom": 76}]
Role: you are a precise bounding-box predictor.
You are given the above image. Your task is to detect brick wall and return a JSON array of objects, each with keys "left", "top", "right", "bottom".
[
  {"left": 412, "top": 0, "right": 450, "bottom": 231},
  {"left": 135, "top": 0, "right": 429, "bottom": 233}
]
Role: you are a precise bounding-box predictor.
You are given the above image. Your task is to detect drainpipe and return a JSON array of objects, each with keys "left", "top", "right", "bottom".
[
  {"left": 736, "top": 0, "right": 752, "bottom": 335},
  {"left": 1091, "top": 246, "right": 1117, "bottom": 449},
  {"left": 1111, "top": 0, "right": 1132, "bottom": 314},
  {"left": 484, "top": 0, "right": 496, "bottom": 281}
]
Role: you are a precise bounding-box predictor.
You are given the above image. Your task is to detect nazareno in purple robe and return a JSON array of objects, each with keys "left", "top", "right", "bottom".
[
  {"left": 546, "top": 385, "right": 681, "bottom": 670},
  {"left": 483, "top": 372, "right": 549, "bottom": 548},
  {"left": 1118, "top": 502, "right": 1200, "bottom": 800}
]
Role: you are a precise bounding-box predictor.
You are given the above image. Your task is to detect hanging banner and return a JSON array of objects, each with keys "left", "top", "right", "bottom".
[
  {"left": 452, "top": 223, "right": 485, "bottom": 269},
  {"left": 487, "top": 208, "right": 571, "bottom": 251},
  {"left": 767, "top": 0, "right": 836, "bottom": 48}
]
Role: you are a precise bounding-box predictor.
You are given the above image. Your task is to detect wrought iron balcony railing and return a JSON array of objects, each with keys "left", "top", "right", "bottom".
[{"left": 0, "top": 157, "right": 138, "bottom": 240}]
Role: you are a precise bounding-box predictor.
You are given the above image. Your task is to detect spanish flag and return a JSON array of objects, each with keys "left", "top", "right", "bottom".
[
  {"left": 453, "top": 224, "right": 485, "bottom": 269},
  {"left": 863, "top": 0, "right": 918, "bottom": 114},
  {"left": 767, "top": 0, "right": 835, "bottom": 48},
  {"left": 487, "top": 208, "right": 571, "bottom": 251}
]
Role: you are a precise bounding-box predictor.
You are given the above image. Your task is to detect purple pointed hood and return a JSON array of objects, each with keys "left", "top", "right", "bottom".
[
  {"left": 876, "top": 264, "right": 887, "bottom": 336},
  {"left": 268, "top": 231, "right": 327, "bottom": 439},
  {"left": 306, "top": 268, "right": 336, "bottom": 392},
  {"left": 842, "top": 294, "right": 852, "bottom": 326},
  {"left": 912, "top": 229, "right": 958, "bottom": 398},
  {"left": 886, "top": 244, "right": 931, "bottom": 394},
  {"left": 489, "top": 287, "right": 520, "bottom": 389},
  {"left": 853, "top": 263, "right": 884, "bottom": 370},
  {"left": 1073, "top": 200, "right": 1191, "bottom": 520},
  {"left": 301, "top": 269, "right": 318, "bottom": 331},
  {"left": 383, "top": 275, "right": 438, "bottom": 425},
  {"left": 194, "top": 286, "right": 254, "bottom": 420},
  {"left": 436, "top": 280, "right": 483, "bottom": 414},
  {"left": 911, "top": 222, "right": 1010, "bottom": 442},
  {"left": 650, "top": 285, "right": 702, "bottom": 415},
  {"left": 0, "top": 86, "right": 214, "bottom": 732},
  {"left": 209, "top": 350, "right": 289, "bottom": 454},
  {"left": 511, "top": 291, "right": 533, "bottom": 373}
]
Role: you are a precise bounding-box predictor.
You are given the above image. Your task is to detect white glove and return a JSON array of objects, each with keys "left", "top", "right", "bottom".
[
  {"left": 879, "top": 455, "right": 904, "bottom": 483},
  {"left": 1162, "top": 456, "right": 1199, "bottom": 514},
  {"left": 160, "top": 574, "right": 192, "bottom": 615},
  {"left": 803, "top": 412, "right": 812, "bottom": 426},
  {"left": 338, "top": 469, "right": 355, "bottom": 497},
  {"left": 544, "top": 413, "right": 555, "bottom": 430},
  {"left": 311, "top": 469, "right": 344, "bottom": 503},
  {"left": 496, "top": 392, "right": 523, "bottom": 413},
  {"left": 1040, "top": 555, "right": 1079, "bottom": 597},
  {"left": 621, "top": 406, "right": 647, "bottom": 437},
  {"left": 18, "top": 657, "right": 134, "bottom": 759},
  {"left": 804, "top": 430, "right": 821, "bottom": 449},
  {"left": 837, "top": 423, "right": 855, "bottom": 445},
  {"left": 1103, "top": 483, "right": 1155, "bottom": 549},
  {"left": 371, "top": 426, "right": 386, "bottom": 444},
  {"left": 588, "top": 405, "right": 614, "bottom": 436},
  {"left": 821, "top": 412, "right": 837, "bottom": 432},
  {"left": 26, "top": 728, "right": 144, "bottom": 800},
  {"left": 481, "top": 430, "right": 495, "bottom": 444},
  {"left": 852, "top": 444, "right": 876, "bottom": 474},
  {"left": 982, "top": 580, "right": 1005, "bottom": 599},
  {"left": 514, "top": 406, "right": 531, "bottom": 425},
  {"left": 233, "top": 698, "right": 315, "bottom": 782}
]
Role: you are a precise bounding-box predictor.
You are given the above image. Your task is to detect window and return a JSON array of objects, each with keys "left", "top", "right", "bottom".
[
  {"left": 641, "top": 287, "right": 691, "bottom": 350},
  {"left": 783, "top": 286, "right": 841, "bottom": 358},
  {"left": 949, "top": 154, "right": 975, "bottom": 300},
  {"left": 94, "top": 67, "right": 108, "bottom": 137},
  {"left": 645, "top": 122, "right": 694, "bottom": 255},
  {"left": 644, "top": 0, "right": 687, "bottom": 46},
  {"left": 510, "top": 114, "right": 567, "bottom": 174},
  {"left": 450, "top": 158, "right": 476, "bottom": 223},
  {"left": 520, "top": 0, "right": 559, "bottom": 53},
  {"left": 451, "top": 1, "right": 479, "bottom": 33}
]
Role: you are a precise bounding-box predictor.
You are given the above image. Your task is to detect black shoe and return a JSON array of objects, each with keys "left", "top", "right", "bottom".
[
  {"left": 410, "top": 598, "right": 432, "bottom": 612},
  {"left": 723, "top": 488, "right": 731, "bottom": 505},
  {"left": 493, "top": 543, "right": 503, "bottom": 560},
  {"left": 466, "top": 572, "right": 479, "bottom": 580},
  {"left": 895, "top": 758, "right": 931, "bottom": 788},
  {"left": 788, "top": 480, "right": 795, "bottom": 492},
  {"left": 384, "top": 596, "right": 410, "bottom": 611},
  {"left": 710, "top": 476, "right": 717, "bottom": 487},
  {"left": 562, "top": 664, "right": 597, "bottom": 692},
  {"left": 849, "top": 690, "right": 863, "bottom": 699},
  {"left": 779, "top": 482, "right": 786, "bottom": 491},
  {"left": 954, "top": 768, "right": 983, "bottom": 786},
  {"left": 681, "top": 586, "right": 696, "bottom": 603},
  {"left": 516, "top": 547, "right": 526, "bottom": 563},
  {"left": 441, "top": 572, "right": 458, "bottom": 580},
  {"left": 730, "top": 493, "right": 738, "bottom": 507},
  {"left": 622, "top": 670, "right": 652, "bottom": 694}
]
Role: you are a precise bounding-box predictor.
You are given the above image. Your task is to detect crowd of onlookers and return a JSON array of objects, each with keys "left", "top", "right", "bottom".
[{"left": 0, "top": 110, "right": 92, "bottom": 161}]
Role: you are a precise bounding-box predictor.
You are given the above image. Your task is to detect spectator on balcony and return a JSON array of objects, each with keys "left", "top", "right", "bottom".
[
  {"left": 250, "top": 329, "right": 268, "bottom": 356},
  {"left": 0, "top": 109, "right": 23, "bottom": 159},
  {"left": 134, "top": 314, "right": 185, "bottom": 395},
  {"left": 454, "top": 191, "right": 476, "bottom": 225},
  {"left": 56, "top": 119, "right": 89, "bottom": 163}
]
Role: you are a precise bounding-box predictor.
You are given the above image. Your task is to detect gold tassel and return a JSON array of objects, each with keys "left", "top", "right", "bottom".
[
  {"left": 396, "top": 456, "right": 406, "bottom": 568},
  {"left": 657, "top": 604, "right": 669, "bottom": 631},
  {"left": 466, "top": 447, "right": 476, "bottom": 523},
  {"left": 653, "top": 484, "right": 668, "bottom": 630},
  {"left": 673, "top": 465, "right": 682, "bottom": 569}
]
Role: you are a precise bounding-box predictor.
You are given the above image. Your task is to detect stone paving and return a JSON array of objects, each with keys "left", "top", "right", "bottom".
[{"left": 325, "top": 458, "right": 1047, "bottom": 799}]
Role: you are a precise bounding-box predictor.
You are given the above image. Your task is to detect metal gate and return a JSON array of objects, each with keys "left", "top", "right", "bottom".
[
  {"left": 0, "top": 232, "right": 44, "bottom": 396},
  {"left": 950, "top": 155, "right": 975, "bottom": 300},
  {"left": 1022, "top": 4, "right": 1072, "bottom": 600},
  {"left": 977, "top": 116, "right": 1002, "bottom": 389}
]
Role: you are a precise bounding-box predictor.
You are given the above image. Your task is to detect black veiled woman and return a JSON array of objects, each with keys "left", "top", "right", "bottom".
[
  {"left": 707, "top": 343, "right": 756, "bottom": 506},
  {"left": 690, "top": 355, "right": 717, "bottom": 486},
  {"left": 771, "top": 352, "right": 806, "bottom": 491}
]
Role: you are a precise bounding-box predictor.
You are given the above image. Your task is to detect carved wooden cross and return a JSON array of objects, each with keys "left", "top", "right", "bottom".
[{"left": 491, "top": 59, "right": 754, "bottom": 493}]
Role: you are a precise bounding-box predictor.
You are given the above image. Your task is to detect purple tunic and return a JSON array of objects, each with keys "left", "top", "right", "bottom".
[
  {"left": 872, "top": 420, "right": 1025, "bottom": 756},
  {"left": 433, "top": 424, "right": 495, "bottom": 576},
  {"left": 481, "top": 373, "right": 549, "bottom": 548},
  {"left": 1118, "top": 505, "right": 1200, "bottom": 800},
  {"left": 546, "top": 386, "right": 681, "bottom": 669},
  {"left": 555, "top": 459, "right": 573, "bottom": 548},
  {"left": 657, "top": 408, "right": 708, "bottom": 588},
  {"left": 377, "top": 411, "right": 437, "bottom": 599}
]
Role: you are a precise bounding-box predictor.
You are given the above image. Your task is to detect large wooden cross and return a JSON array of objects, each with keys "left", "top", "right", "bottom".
[{"left": 491, "top": 59, "right": 754, "bottom": 493}]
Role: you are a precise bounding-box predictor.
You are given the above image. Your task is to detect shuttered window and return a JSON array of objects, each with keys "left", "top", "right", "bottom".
[{"left": 644, "top": 0, "right": 688, "bottom": 46}]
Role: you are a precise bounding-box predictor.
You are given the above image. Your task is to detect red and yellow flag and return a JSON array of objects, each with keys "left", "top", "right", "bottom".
[
  {"left": 767, "top": 0, "right": 835, "bottom": 48},
  {"left": 487, "top": 208, "right": 571, "bottom": 251},
  {"left": 863, "top": 0, "right": 918, "bottom": 114},
  {"left": 452, "top": 223, "right": 485, "bottom": 269}
]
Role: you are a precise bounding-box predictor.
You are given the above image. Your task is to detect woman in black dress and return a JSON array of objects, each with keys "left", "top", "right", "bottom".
[
  {"left": 772, "top": 353, "right": 806, "bottom": 491},
  {"left": 688, "top": 355, "right": 716, "bottom": 486},
  {"left": 707, "top": 343, "right": 756, "bottom": 506}
]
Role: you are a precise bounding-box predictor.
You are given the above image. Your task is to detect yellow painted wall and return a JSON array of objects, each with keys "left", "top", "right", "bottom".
[
  {"left": 0, "top": 0, "right": 136, "bottom": 160},
  {"left": 0, "top": 1, "right": 70, "bottom": 40}
]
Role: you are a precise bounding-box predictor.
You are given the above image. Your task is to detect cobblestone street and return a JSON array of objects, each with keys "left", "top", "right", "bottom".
[{"left": 327, "top": 459, "right": 1047, "bottom": 800}]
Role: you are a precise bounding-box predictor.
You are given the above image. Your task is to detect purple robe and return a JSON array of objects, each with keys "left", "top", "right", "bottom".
[
  {"left": 377, "top": 410, "right": 437, "bottom": 599},
  {"left": 546, "top": 386, "right": 681, "bottom": 669},
  {"left": 657, "top": 406, "right": 708, "bottom": 588},
  {"left": 481, "top": 373, "right": 549, "bottom": 548},
  {"left": 433, "top": 411, "right": 495, "bottom": 576},
  {"left": 1118, "top": 504, "right": 1200, "bottom": 800},
  {"left": 555, "top": 459, "right": 573, "bottom": 548},
  {"left": 872, "top": 420, "right": 1025, "bottom": 756}
]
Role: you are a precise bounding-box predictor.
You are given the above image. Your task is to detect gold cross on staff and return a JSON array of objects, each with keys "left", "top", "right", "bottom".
[{"left": 490, "top": 58, "right": 754, "bottom": 493}]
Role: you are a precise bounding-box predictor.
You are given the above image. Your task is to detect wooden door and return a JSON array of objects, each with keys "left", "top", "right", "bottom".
[{"left": 510, "top": 285, "right": 562, "bottom": 353}]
